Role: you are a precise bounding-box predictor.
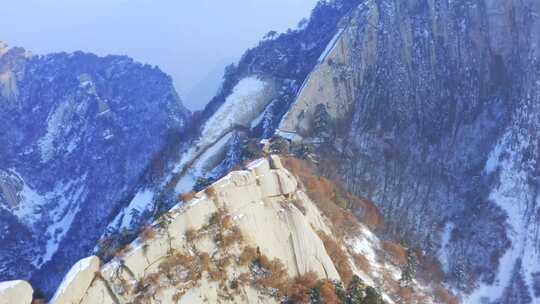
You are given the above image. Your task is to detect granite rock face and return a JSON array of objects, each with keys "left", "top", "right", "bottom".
[
  {"left": 276, "top": 0, "right": 540, "bottom": 302},
  {"left": 0, "top": 280, "right": 33, "bottom": 304},
  {"left": 0, "top": 42, "right": 189, "bottom": 295}
]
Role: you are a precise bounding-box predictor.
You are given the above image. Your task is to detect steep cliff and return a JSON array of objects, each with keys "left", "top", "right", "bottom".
[
  {"left": 160, "top": 0, "right": 539, "bottom": 302},
  {"left": 0, "top": 42, "right": 190, "bottom": 295},
  {"left": 276, "top": 1, "right": 540, "bottom": 302}
]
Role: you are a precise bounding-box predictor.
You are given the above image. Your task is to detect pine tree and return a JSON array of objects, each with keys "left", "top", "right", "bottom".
[
  {"left": 193, "top": 177, "right": 212, "bottom": 192},
  {"left": 313, "top": 103, "right": 331, "bottom": 137},
  {"left": 364, "top": 286, "right": 384, "bottom": 304},
  {"left": 269, "top": 135, "right": 290, "bottom": 154},
  {"left": 346, "top": 275, "right": 366, "bottom": 303},
  {"left": 399, "top": 249, "right": 418, "bottom": 287}
]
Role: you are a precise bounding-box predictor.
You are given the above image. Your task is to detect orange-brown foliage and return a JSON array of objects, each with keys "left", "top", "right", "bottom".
[
  {"left": 159, "top": 253, "right": 199, "bottom": 282},
  {"left": 282, "top": 158, "right": 359, "bottom": 236},
  {"left": 205, "top": 186, "right": 218, "bottom": 198},
  {"left": 115, "top": 244, "right": 132, "bottom": 258},
  {"left": 140, "top": 225, "right": 157, "bottom": 241},
  {"left": 255, "top": 255, "right": 289, "bottom": 295},
  {"left": 417, "top": 255, "right": 445, "bottom": 284},
  {"left": 221, "top": 215, "right": 234, "bottom": 230},
  {"left": 178, "top": 191, "right": 196, "bottom": 202},
  {"left": 185, "top": 228, "right": 197, "bottom": 242},
  {"left": 223, "top": 226, "right": 243, "bottom": 248},
  {"left": 286, "top": 272, "right": 319, "bottom": 303},
  {"left": 382, "top": 241, "right": 407, "bottom": 266},
  {"left": 317, "top": 231, "right": 353, "bottom": 285},
  {"left": 199, "top": 252, "right": 211, "bottom": 272},
  {"left": 319, "top": 280, "right": 340, "bottom": 304},
  {"left": 434, "top": 286, "right": 460, "bottom": 304},
  {"left": 239, "top": 246, "right": 258, "bottom": 266},
  {"left": 398, "top": 287, "right": 413, "bottom": 302},
  {"left": 353, "top": 253, "right": 371, "bottom": 273}
]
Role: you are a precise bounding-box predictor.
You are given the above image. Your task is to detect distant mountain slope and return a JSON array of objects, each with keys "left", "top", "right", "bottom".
[{"left": 0, "top": 42, "right": 190, "bottom": 295}]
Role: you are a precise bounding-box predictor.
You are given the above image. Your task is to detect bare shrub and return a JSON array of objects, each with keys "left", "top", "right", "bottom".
[
  {"left": 319, "top": 280, "right": 340, "bottom": 304},
  {"left": 223, "top": 226, "right": 243, "bottom": 248},
  {"left": 205, "top": 186, "right": 218, "bottom": 199},
  {"left": 185, "top": 228, "right": 197, "bottom": 242},
  {"left": 382, "top": 240, "right": 407, "bottom": 266},
  {"left": 353, "top": 253, "right": 371, "bottom": 273},
  {"left": 397, "top": 286, "right": 413, "bottom": 302},
  {"left": 287, "top": 272, "right": 319, "bottom": 303},
  {"left": 177, "top": 191, "right": 196, "bottom": 202},
  {"left": 140, "top": 225, "right": 157, "bottom": 241},
  {"left": 239, "top": 246, "right": 258, "bottom": 266},
  {"left": 317, "top": 231, "right": 353, "bottom": 285},
  {"left": 434, "top": 286, "right": 460, "bottom": 304}
]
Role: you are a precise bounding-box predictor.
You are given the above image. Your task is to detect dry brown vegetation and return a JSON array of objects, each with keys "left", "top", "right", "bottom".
[
  {"left": 282, "top": 157, "right": 383, "bottom": 235},
  {"left": 254, "top": 254, "right": 289, "bottom": 295},
  {"left": 317, "top": 231, "right": 353, "bottom": 285},
  {"left": 381, "top": 240, "right": 407, "bottom": 266},
  {"left": 286, "top": 272, "right": 319, "bottom": 303},
  {"left": 239, "top": 246, "right": 259, "bottom": 266},
  {"left": 434, "top": 286, "right": 460, "bottom": 304},
  {"left": 177, "top": 191, "right": 196, "bottom": 202},
  {"left": 159, "top": 252, "right": 200, "bottom": 283},
  {"left": 222, "top": 226, "right": 243, "bottom": 248},
  {"left": 185, "top": 228, "right": 197, "bottom": 242},
  {"left": 397, "top": 286, "right": 413, "bottom": 302},
  {"left": 140, "top": 225, "right": 157, "bottom": 241},
  {"left": 353, "top": 253, "right": 371, "bottom": 273},
  {"left": 114, "top": 244, "right": 133, "bottom": 258},
  {"left": 205, "top": 186, "right": 218, "bottom": 199}
]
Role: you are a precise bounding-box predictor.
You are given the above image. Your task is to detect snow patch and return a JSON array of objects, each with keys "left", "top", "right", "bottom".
[
  {"left": 318, "top": 28, "right": 344, "bottom": 62},
  {"left": 201, "top": 77, "right": 271, "bottom": 145},
  {"left": 466, "top": 131, "right": 540, "bottom": 303},
  {"left": 174, "top": 132, "right": 233, "bottom": 194},
  {"left": 118, "top": 190, "right": 155, "bottom": 229},
  {"left": 438, "top": 222, "right": 454, "bottom": 273},
  {"left": 38, "top": 175, "right": 88, "bottom": 267}
]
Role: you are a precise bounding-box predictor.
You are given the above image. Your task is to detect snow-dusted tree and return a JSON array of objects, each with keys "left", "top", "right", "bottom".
[
  {"left": 194, "top": 177, "right": 212, "bottom": 192},
  {"left": 346, "top": 275, "right": 366, "bottom": 303},
  {"left": 400, "top": 249, "right": 418, "bottom": 287},
  {"left": 269, "top": 135, "right": 290, "bottom": 154},
  {"left": 313, "top": 103, "right": 331, "bottom": 137}
]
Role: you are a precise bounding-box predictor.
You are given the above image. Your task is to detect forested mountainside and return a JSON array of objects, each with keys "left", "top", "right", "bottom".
[{"left": 0, "top": 42, "right": 190, "bottom": 295}]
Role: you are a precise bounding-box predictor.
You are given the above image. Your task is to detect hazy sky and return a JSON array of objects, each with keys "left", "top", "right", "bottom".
[{"left": 0, "top": 0, "right": 318, "bottom": 109}]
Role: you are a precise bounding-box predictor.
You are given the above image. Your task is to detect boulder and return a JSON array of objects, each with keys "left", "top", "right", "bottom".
[
  {"left": 50, "top": 256, "right": 100, "bottom": 304},
  {"left": 0, "top": 280, "right": 33, "bottom": 304}
]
